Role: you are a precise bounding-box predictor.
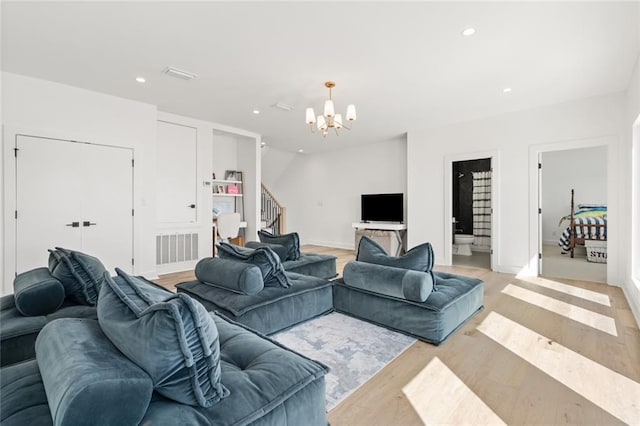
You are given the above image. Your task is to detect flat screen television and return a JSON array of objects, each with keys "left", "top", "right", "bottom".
[{"left": 361, "top": 193, "right": 404, "bottom": 223}]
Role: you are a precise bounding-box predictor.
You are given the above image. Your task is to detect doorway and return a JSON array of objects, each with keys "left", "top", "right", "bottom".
[
  {"left": 539, "top": 146, "right": 608, "bottom": 282},
  {"left": 444, "top": 150, "right": 499, "bottom": 271},
  {"left": 451, "top": 158, "right": 492, "bottom": 269},
  {"left": 15, "top": 135, "right": 134, "bottom": 275}
]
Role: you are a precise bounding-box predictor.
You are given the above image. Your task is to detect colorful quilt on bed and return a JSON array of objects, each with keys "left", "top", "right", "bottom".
[{"left": 558, "top": 217, "right": 607, "bottom": 253}]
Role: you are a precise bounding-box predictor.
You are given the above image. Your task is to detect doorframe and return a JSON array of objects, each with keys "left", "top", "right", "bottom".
[
  {"left": 527, "top": 135, "right": 617, "bottom": 282},
  {"left": 444, "top": 149, "right": 501, "bottom": 271},
  {"left": 2, "top": 126, "right": 135, "bottom": 294}
]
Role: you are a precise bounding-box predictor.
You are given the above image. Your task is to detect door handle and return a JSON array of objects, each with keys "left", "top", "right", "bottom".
[
  {"left": 65, "top": 222, "right": 80, "bottom": 228},
  {"left": 188, "top": 204, "right": 196, "bottom": 209},
  {"left": 82, "top": 221, "right": 97, "bottom": 227}
]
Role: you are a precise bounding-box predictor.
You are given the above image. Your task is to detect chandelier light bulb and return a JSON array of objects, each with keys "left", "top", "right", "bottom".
[
  {"left": 305, "top": 108, "right": 316, "bottom": 124},
  {"left": 324, "top": 99, "right": 335, "bottom": 118},
  {"left": 346, "top": 104, "right": 357, "bottom": 121},
  {"left": 334, "top": 114, "right": 343, "bottom": 129}
]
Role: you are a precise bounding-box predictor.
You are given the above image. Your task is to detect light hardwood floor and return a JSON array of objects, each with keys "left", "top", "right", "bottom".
[{"left": 155, "top": 246, "right": 640, "bottom": 425}]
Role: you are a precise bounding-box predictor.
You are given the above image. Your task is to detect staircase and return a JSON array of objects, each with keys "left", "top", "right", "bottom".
[{"left": 261, "top": 184, "right": 286, "bottom": 235}]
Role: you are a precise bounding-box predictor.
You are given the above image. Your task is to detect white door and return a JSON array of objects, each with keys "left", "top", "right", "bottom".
[
  {"left": 81, "top": 143, "right": 134, "bottom": 273},
  {"left": 156, "top": 121, "right": 197, "bottom": 224},
  {"left": 16, "top": 135, "right": 134, "bottom": 274},
  {"left": 538, "top": 154, "right": 543, "bottom": 275},
  {"left": 16, "top": 136, "right": 84, "bottom": 272}
]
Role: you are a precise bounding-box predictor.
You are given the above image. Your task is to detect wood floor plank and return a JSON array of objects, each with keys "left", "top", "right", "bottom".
[{"left": 153, "top": 245, "right": 640, "bottom": 425}]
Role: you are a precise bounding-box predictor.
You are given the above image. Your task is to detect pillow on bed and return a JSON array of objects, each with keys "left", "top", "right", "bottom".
[
  {"left": 257, "top": 231, "right": 301, "bottom": 261},
  {"left": 577, "top": 204, "right": 607, "bottom": 210}
]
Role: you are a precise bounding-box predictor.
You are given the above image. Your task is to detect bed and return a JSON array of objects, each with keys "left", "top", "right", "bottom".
[{"left": 557, "top": 189, "right": 607, "bottom": 257}]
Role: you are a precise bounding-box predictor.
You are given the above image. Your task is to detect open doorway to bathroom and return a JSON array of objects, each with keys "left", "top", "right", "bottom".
[{"left": 452, "top": 158, "right": 492, "bottom": 269}]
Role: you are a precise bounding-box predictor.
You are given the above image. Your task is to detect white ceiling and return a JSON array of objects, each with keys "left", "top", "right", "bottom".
[{"left": 2, "top": 1, "right": 639, "bottom": 153}]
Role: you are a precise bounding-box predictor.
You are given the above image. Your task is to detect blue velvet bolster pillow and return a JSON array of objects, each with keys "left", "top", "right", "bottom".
[
  {"left": 343, "top": 261, "right": 434, "bottom": 302},
  {"left": 257, "top": 230, "right": 301, "bottom": 261},
  {"left": 48, "top": 247, "right": 107, "bottom": 306},
  {"left": 217, "top": 243, "right": 291, "bottom": 288},
  {"left": 245, "top": 241, "right": 290, "bottom": 261},
  {"left": 13, "top": 267, "right": 65, "bottom": 316},
  {"left": 195, "top": 257, "right": 264, "bottom": 295},
  {"left": 35, "top": 318, "right": 154, "bottom": 426},
  {"left": 98, "top": 268, "right": 229, "bottom": 407}
]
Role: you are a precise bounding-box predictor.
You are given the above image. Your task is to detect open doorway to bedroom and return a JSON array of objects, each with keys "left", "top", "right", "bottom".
[{"left": 539, "top": 146, "right": 608, "bottom": 282}]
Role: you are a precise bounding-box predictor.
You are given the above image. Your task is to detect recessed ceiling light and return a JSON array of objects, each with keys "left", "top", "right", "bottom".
[
  {"left": 503, "top": 87, "right": 512, "bottom": 93},
  {"left": 462, "top": 28, "right": 476, "bottom": 37},
  {"left": 298, "top": 149, "right": 304, "bottom": 153},
  {"left": 261, "top": 141, "right": 266, "bottom": 146},
  {"left": 253, "top": 110, "right": 260, "bottom": 115},
  {"left": 135, "top": 77, "right": 146, "bottom": 83}
]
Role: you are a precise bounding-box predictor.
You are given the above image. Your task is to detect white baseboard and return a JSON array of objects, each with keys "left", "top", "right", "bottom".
[
  {"left": 622, "top": 279, "right": 640, "bottom": 329},
  {"left": 155, "top": 260, "right": 198, "bottom": 276},
  {"left": 136, "top": 269, "right": 159, "bottom": 280},
  {"left": 306, "top": 240, "right": 355, "bottom": 251},
  {"left": 499, "top": 264, "right": 527, "bottom": 275}
]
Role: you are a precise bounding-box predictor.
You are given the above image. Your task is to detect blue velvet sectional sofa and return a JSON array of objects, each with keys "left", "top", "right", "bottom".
[
  {"left": 177, "top": 236, "right": 484, "bottom": 344},
  {"left": 332, "top": 237, "right": 484, "bottom": 344},
  {"left": 246, "top": 230, "right": 338, "bottom": 280},
  {"left": 177, "top": 256, "right": 334, "bottom": 335},
  {"left": 1, "top": 269, "right": 328, "bottom": 426}
]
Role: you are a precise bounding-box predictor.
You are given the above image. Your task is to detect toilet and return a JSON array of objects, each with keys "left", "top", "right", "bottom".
[{"left": 453, "top": 234, "right": 474, "bottom": 256}]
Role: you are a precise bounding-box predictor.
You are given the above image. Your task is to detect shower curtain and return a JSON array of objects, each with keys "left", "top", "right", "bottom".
[{"left": 472, "top": 171, "right": 492, "bottom": 250}]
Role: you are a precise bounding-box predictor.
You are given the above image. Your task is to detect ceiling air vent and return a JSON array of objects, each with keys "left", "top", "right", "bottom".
[
  {"left": 271, "top": 102, "right": 295, "bottom": 112},
  {"left": 162, "top": 67, "right": 198, "bottom": 80}
]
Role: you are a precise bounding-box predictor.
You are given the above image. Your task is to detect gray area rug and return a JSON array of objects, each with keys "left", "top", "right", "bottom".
[{"left": 273, "top": 312, "right": 416, "bottom": 410}]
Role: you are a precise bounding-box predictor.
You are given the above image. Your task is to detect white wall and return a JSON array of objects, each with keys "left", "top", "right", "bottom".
[
  {"left": 155, "top": 112, "right": 261, "bottom": 274},
  {"left": 262, "top": 138, "right": 407, "bottom": 249},
  {"left": 541, "top": 146, "right": 607, "bottom": 244},
  {"left": 624, "top": 51, "right": 640, "bottom": 326},
  {"left": 407, "top": 92, "right": 626, "bottom": 285},
  {"left": 1, "top": 73, "right": 261, "bottom": 289},
  {"left": 2, "top": 72, "right": 158, "bottom": 292},
  {"left": 212, "top": 133, "right": 239, "bottom": 179},
  {"left": 0, "top": 1, "right": 4, "bottom": 286}
]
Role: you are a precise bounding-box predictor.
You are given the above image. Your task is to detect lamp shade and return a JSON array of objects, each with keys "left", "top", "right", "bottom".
[
  {"left": 305, "top": 108, "right": 316, "bottom": 124},
  {"left": 317, "top": 115, "right": 327, "bottom": 131},
  {"left": 346, "top": 104, "right": 357, "bottom": 121},
  {"left": 334, "top": 114, "right": 343, "bottom": 129},
  {"left": 324, "top": 100, "right": 335, "bottom": 117}
]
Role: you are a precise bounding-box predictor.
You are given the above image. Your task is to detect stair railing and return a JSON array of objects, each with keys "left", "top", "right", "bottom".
[{"left": 261, "top": 184, "right": 287, "bottom": 235}]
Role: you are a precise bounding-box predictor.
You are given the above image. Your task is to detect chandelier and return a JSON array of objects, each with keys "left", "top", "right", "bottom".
[{"left": 305, "top": 81, "right": 356, "bottom": 137}]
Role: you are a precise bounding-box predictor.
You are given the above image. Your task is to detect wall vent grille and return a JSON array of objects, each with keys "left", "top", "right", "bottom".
[{"left": 156, "top": 233, "right": 198, "bottom": 265}]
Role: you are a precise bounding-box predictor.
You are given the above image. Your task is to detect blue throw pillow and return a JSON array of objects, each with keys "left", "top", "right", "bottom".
[
  {"left": 245, "top": 241, "right": 289, "bottom": 261},
  {"left": 257, "top": 230, "right": 301, "bottom": 261},
  {"left": 48, "top": 247, "right": 107, "bottom": 306},
  {"left": 97, "top": 268, "right": 229, "bottom": 408},
  {"left": 217, "top": 243, "right": 291, "bottom": 288},
  {"left": 357, "top": 237, "right": 435, "bottom": 272}
]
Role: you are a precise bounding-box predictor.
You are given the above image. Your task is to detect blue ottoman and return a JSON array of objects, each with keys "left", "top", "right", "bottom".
[{"left": 333, "top": 270, "right": 484, "bottom": 345}]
